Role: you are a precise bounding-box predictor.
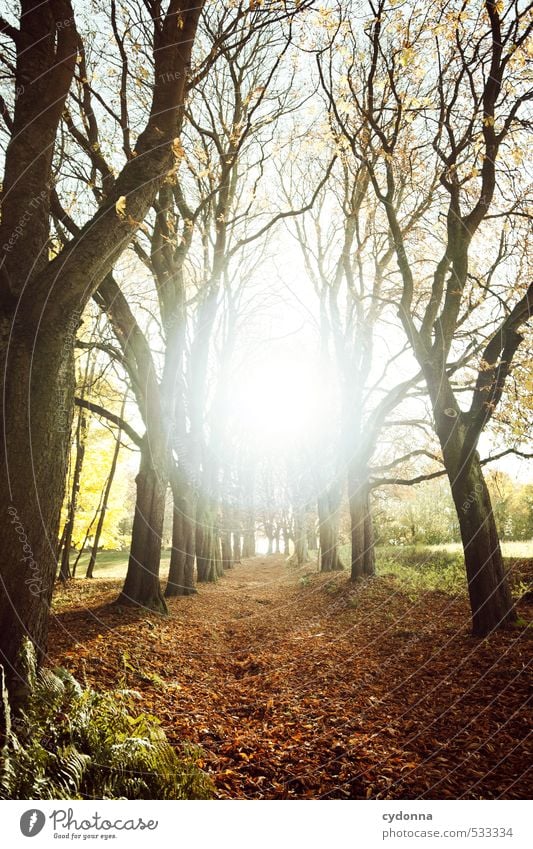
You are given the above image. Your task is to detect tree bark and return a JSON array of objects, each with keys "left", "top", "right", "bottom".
[
  {"left": 294, "top": 509, "right": 308, "bottom": 566},
  {"left": 348, "top": 468, "right": 375, "bottom": 580},
  {"left": 196, "top": 496, "right": 218, "bottom": 582},
  {"left": 165, "top": 469, "right": 197, "bottom": 597},
  {"left": 317, "top": 486, "right": 343, "bottom": 572},
  {"left": 446, "top": 446, "right": 515, "bottom": 635},
  {"left": 232, "top": 523, "right": 242, "bottom": 564},
  {"left": 282, "top": 525, "right": 291, "bottom": 557},
  {"left": 221, "top": 530, "right": 233, "bottom": 569},
  {"left": 242, "top": 523, "right": 256, "bottom": 558},
  {"left": 428, "top": 385, "right": 516, "bottom": 635},
  {"left": 0, "top": 331, "right": 75, "bottom": 698},
  {"left": 115, "top": 445, "right": 168, "bottom": 612}
]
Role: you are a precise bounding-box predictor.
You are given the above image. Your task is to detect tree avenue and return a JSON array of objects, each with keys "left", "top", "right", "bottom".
[{"left": 0, "top": 0, "right": 531, "bottom": 803}]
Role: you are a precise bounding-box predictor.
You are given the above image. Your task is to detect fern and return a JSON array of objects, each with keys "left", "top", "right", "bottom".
[{"left": 0, "top": 640, "right": 213, "bottom": 800}]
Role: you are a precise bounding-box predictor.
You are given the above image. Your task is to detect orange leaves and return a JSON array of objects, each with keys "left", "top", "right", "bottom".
[{"left": 48, "top": 556, "right": 532, "bottom": 800}]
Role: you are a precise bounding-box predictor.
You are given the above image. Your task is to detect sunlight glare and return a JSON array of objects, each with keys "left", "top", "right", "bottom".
[{"left": 234, "top": 351, "right": 331, "bottom": 450}]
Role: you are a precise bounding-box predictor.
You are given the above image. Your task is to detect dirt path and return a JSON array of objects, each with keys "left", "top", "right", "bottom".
[{"left": 49, "top": 556, "right": 532, "bottom": 799}]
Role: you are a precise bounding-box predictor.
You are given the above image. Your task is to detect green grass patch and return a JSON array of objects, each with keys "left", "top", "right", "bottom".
[
  {"left": 66, "top": 549, "right": 172, "bottom": 580},
  {"left": 369, "top": 545, "right": 533, "bottom": 601},
  {"left": 377, "top": 546, "right": 465, "bottom": 598}
]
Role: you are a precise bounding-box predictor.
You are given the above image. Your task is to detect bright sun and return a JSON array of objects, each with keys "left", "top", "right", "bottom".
[{"left": 232, "top": 350, "right": 332, "bottom": 450}]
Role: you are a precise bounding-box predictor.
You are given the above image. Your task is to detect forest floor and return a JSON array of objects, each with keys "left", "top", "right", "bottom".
[{"left": 49, "top": 555, "right": 532, "bottom": 800}]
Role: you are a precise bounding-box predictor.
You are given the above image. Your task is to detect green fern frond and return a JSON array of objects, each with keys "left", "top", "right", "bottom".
[{"left": 0, "top": 643, "right": 213, "bottom": 801}]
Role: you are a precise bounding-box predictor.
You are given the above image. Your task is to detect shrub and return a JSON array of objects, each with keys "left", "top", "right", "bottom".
[{"left": 0, "top": 641, "right": 213, "bottom": 800}]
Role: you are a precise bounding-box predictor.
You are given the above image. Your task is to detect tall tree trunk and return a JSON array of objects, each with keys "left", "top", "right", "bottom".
[
  {"left": 306, "top": 513, "right": 317, "bottom": 551},
  {"left": 424, "top": 376, "right": 516, "bottom": 635},
  {"left": 196, "top": 495, "right": 218, "bottom": 582},
  {"left": 242, "top": 521, "right": 256, "bottom": 558},
  {"left": 221, "top": 530, "right": 233, "bottom": 569},
  {"left": 58, "top": 517, "right": 73, "bottom": 583},
  {"left": 76, "top": 494, "right": 103, "bottom": 577},
  {"left": 294, "top": 509, "right": 308, "bottom": 566},
  {"left": 241, "top": 473, "right": 256, "bottom": 558},
  {"left": 232, "top": 522, "right": 242, "bottom": 564},
  {"left": 348, "top": 468, "right": 375, "bottom": 580},
  {"left": 218, "top": 499, "right": 233, "bottom": 570},
  {"left": 59, "top": 344, "right": 97, "bottom": 580},
  {"left": 215, "top": 528, "right": 224, "bottom": 577},
  {"left": 447, "top": 448, "right": 515, "bottom": 636},
  {"left": 86, "top": 411, "right": 123, "bottom": 579},
  {"left": 165, "top": 468, "right": 197, "bottom": 597},
  {"left": 116, "top": 444, "right": 168, "bottom": 612},
  {"left": 364, "top": 492, "right": 376, "bottom": 575},
  {"left": 282, "top": 525, "right": 291, "bottom": 556},
  {"left": 317, "top": 486, "right": 343, "bottom": 572},
  {"left": 0, "top": 331, "right": 75, "bottom": 698}
]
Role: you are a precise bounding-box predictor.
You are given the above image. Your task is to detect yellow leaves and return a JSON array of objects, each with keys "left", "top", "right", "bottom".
[
  {"left": 483, "top": 115, "right": 495, "bottom": 127},
  {"left": 336, "top": 98, "right": 354, "bottom": 116},
  {"left": 172, "top": 138, "right": 184, "bottom": 160},
  {"left": 336, "top": 45, "right": 352, "bottom": 61},
  {"left": 400, "top": 46, "right": 415, "bottom": 67},
  {"left": 313, "top": 6, "right": 339, "bottom": 32},
  {"left": 406, "top": 95, "right": 431, "bottom": 109},
  {"left": 115, "top": 195, "right": 127, "bottom": 218}
]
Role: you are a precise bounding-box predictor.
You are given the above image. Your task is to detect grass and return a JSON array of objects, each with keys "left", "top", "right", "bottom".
[
  {"left": 377, "top": 546, "right": 466, "bottom": 598},
  {"left": 337, "top": 542, "right": 533, "bottom": 601},
  {"left": 69, "top": 548, "right": 171, "bottom": 580},
  {"left": 428, "top": 540, "right": 533, "bottom": 558}
]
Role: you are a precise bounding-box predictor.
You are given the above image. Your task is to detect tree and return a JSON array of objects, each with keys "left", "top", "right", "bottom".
[
  {"left": 287, "top": 138, "right": 427, "bottom": 578},
  {"left": 321, "top": 0, "right": 532, "bottom": 633},
  {"left": 0, "top": 0, "right": 204, "bottom": 693}
]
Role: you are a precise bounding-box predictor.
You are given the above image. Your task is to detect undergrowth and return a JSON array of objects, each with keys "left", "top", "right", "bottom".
[
  {"left": 332, "top": 545, "right": 533, "bottom": 600},
  {"left": 0, "top": 640, "right": 213, "bottom": 800},
  {"left": 378, "top": 547, "right": 465, "bottom": 598},
  {"left": 351, "top": 546, "right": 531, "bottom": 601}
]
